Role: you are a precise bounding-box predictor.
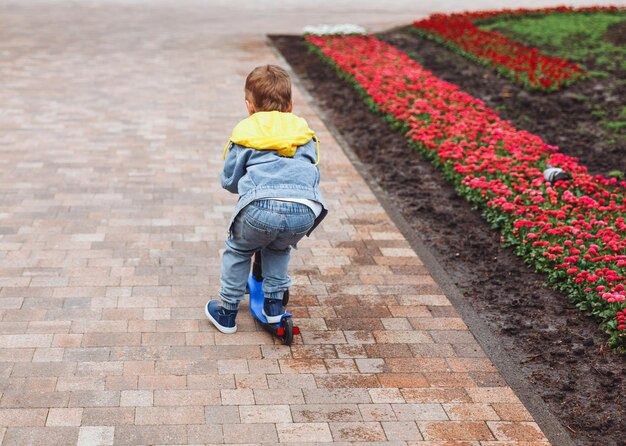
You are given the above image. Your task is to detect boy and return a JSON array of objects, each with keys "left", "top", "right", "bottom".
[{"left": 206, "top": 65, "right": 328, "bottom": 334}]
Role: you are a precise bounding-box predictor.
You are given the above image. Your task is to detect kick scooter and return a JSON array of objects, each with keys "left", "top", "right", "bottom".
[{"left": 247, "top": 252, "right": 299, "bottom": 345}]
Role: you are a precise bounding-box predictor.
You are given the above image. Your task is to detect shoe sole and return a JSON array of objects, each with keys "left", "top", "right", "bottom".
[
  {"left": 205, "top": 304, "right": 237, "bottom": 334},
  {"left": 262, "top": 309, "right": 284, "bottom": 324}
]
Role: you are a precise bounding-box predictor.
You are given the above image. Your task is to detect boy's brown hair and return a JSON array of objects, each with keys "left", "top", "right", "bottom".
[{"left": 245, "top": 65, "right": 292, "bottom": 112}]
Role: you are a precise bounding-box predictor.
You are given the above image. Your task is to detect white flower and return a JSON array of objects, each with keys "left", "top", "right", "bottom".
[{"left": 302, "top": 24, "right": 366, "bottom": 35}]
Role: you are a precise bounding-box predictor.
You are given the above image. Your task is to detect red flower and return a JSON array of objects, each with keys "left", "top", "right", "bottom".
[{"left": 412, "top": 8, "right": 589, "bottom": 90}]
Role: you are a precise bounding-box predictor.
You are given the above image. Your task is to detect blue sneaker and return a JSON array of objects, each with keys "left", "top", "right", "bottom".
[
  {"left": 205, "top": 300, "right": 237, "bottom": 334},
  {"left": 262, "top": 298, "right": 285, "bottom": 324}
]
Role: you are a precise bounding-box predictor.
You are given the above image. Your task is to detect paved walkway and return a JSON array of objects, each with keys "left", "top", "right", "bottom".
[{"left": 2, "top": 0, "right": 611, "bottom": 444}]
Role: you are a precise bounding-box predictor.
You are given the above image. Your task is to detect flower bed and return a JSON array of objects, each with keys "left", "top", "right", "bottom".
[
  {"left": 305, "top": 33, "right": 626, "bottom": 350},
  {"left": 412, "top": 6, "right": 623, "bottom": 90}
]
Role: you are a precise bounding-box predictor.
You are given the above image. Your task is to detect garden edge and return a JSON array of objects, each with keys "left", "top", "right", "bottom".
[{"left": 267, "top": 35, "right": 578, "bottom": 446}]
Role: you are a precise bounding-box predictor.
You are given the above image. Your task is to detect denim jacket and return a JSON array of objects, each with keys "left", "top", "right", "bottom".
[{"left": 221, "top": 136, "right": 328, "bottom": 237}]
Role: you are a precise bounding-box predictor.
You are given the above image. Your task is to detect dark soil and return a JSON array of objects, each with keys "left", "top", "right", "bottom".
[
  {"left": 605, "top": 19, "right": 626, "bottom": 45},
  {"left": 270, "top": 33, "right": 626, "bottom": 446}
]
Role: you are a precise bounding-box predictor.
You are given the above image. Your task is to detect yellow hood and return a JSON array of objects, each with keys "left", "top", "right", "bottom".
[{"left": 224, "top": 111, "right": 316, "bottom": 159}]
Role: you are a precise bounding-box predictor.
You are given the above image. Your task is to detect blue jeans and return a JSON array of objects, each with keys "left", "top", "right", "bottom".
[{"left": 219, "top": 199, "right": 315, "bottom": 309}]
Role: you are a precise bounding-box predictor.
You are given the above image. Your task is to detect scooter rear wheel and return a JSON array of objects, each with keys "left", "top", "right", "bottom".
[{"left": 281, "top": 317, "right": 294, "bottom": 346}]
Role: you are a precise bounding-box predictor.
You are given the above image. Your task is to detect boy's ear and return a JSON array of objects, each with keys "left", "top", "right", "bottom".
[
  {"left": 245, "top": 99, "right": 256, "bottom": 115},
  {"left": 287, "top": 100, "right": 293, "bottom": 113}
]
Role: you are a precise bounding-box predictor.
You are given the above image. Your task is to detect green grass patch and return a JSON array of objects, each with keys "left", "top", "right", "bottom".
[{"left": 478, "top": 11, "right": 626, "bottom": 73}]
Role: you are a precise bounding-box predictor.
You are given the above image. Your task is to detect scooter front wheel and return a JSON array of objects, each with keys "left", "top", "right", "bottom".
[{"left": 282, "top": 289, "right": 290, "bottom": 306}]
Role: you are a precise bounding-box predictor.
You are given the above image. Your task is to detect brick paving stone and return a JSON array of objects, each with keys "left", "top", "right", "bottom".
[
  {"left": 0, "top": 390, "right": 70, "bottom": 408},
  {"left": 419, "top": 421, "right": 495, "bottom": 441},
  {"left": 378, "top": 373, "right": 429, "bottom": 388},
  {"left": 409, "top": 317, "right": 468, "bottom": 331},
  {"left": 4, "top": 376, "right": 46, "bottom": 395},
  {"left": 364, "top": 343, "right": 412, "bottom": 358},
  {"left": 344, "top": 330, "right": 377, "bottom": 345},
  {"left": 135, "top": 406, "right": 205, "bottom": 425},
  {"left": 329, "top": 422, "right": 386, "bottom": 442},
  {"left": 405, "top": 442, "right": 476, "bottom": 446},
  {"left": 120, "top": 390, "right": 154, "bottom": 407},
  {"left": 316, "top": 373, "right": 381, "bottom": 389},
  {"left": 443, "top": 403, "right": 500, "bottom": 421},
  {"left": 392, "top": 403, "right": 448, "bottom": 421},
  {"left": 0, "top": 408, "right": 48, "bottom": 426},
  {"left": 359, "top": 403, "right": 398, "bottom": 421},
  {"left": 303, "top": 388, "right": 372, "bottom": 404},
  {"left": 487, "top": 421, "right": 548, "bottom": 442},
  {"left": 186, "top": 374, "right": 236, "bottom": 390},
  {"left": 335, "top": 344, "right": 368, "bottom": 358},
  {"left": 56, "top": 376, "right": 105, "bottom": 392},
  {"left": 77, "top": 426, "right": 115, "bottom": 446},
  {"left": 280, "top": 358, "right": 328, "bottom": 374},
  {"left": 382, "top": 421, "right": 422, "bottom": 441},
  {"left": 64, "top": 347, "right": 111, "bottom": 362},
  {"left": 114, "top": 425, "right": 188, "bottom": 445},
  {"left": 355, "top": 358, "right": 387, "bottom": 373},
  {"left": 76, "top": 361, "right": 123, "bottom": 377},
  {"left": 470, "top": 372, "right": 508, "bottom": 388},
  {"left": 301, "top": 330, "right": 347, "bottom": 345},
  {"left": 247, "top": 359, "right": 281, "bottom": 374},
  {"left": 491, "top": 403, "right": 534, "bottom": 422},
  {"left": 402, "top": 388, "right": 471, "bottom": 404},
  {"left": 325, "top": 358, "right": 358, "bottom": 374},
  {"left": 222, "top": 423, "right": 278, "bottom": 444},
  {"left": 291, "top": 344, "right": 337, "bottom": 359},
  {"left": 466, "top": 388, "right": 520, "bottom": 404},
  {"left": 138, "top": 375, "right": 186, "bottom": 390},
  {"left": 386, "top": 358, "right": 449, "bottom": 373},
  {"left": 46, "top": 408, "right": 83, "bottom": 426},
  {"left": 399, "top": 295, "right": 451, "bottom": 306},
  {"left": 187, "top": 424, "right": 224, "bottom": 444},
  {"left": 82, "top": 407, "right": 135, "bottom": 426},
  {"left": 205, "top": 405, "right": 241, "bottom": 424},
  {"left": 326, "top": 317, "right": 385, "bottom": 331},
  {"left": 2, "top": 427, "right": 79, "bottom": 446},
  {"left": 292, "top": 404, "right": 361, "bottom": 422},
  {"left": 156, "top": 359, "right": 218, "bottom": 375},
  {"left": 373, "top": 330, "right": 433, "bottom": 344},
  {"left": 82, "top": 333, "right": 141, "bottom": 347},
  {"left": 69, "top": 391, "right": 120, "bottom": 408},
  {"left": 381, "top": 317, "right": 413, "bottom": 331},
  {"left": 253, "top": 388, "right": 304, "bottom": 405},
  {"left": 447, "top": 358, "right": 498, "bottom": 373},
  {"left": 123, "top": 361, "right": 155, "bottom": 376},
  {"left": 277, "top": 422, "right": 333, "bottom": 443},
  {"left": 0, "top": 334, "right": 52, "bottom": 348},
  {"left": 423, "top": 372, "right": 476, "bottom": 388},
  {"left": 221, "top": 389, "right": 255, "bottom": 405},
  {"left": 105, "top": 375, "right": 137, "bottom": 391},
  {"left": 239, "top": 404, "right": 293, "bottom": 423},
  {"left": 368, "top": 388, "right": 405, "bottom": 404},
  {"left": 235, "top": 373, "right": 269, "bottom": 389}
]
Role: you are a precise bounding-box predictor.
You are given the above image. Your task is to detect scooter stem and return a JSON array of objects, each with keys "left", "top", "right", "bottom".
[{"left": 252, "top": 251, "right": 263, "bottom": 281}]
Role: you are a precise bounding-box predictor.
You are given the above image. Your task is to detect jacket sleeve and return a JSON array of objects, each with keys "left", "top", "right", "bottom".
[
  {"left": 294, "top": 138, "right": 319, "bottom": 166},
  {"left": 220, "top": 143, "right": 247, "bottom": 194}
]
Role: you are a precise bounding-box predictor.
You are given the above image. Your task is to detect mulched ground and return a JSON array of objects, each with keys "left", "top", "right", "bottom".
[{"left": 270, "top": 29, "right": 625, "bottom": 446}]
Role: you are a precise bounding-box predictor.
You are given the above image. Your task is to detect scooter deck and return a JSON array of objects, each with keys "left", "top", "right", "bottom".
[{"left": 247, "top": 273, "right": 292, "bottom": 324}]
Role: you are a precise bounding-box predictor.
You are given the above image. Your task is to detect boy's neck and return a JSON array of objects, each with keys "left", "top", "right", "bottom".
[{"left": 246, "top": 99, "right": 294, "bottom": 116}]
